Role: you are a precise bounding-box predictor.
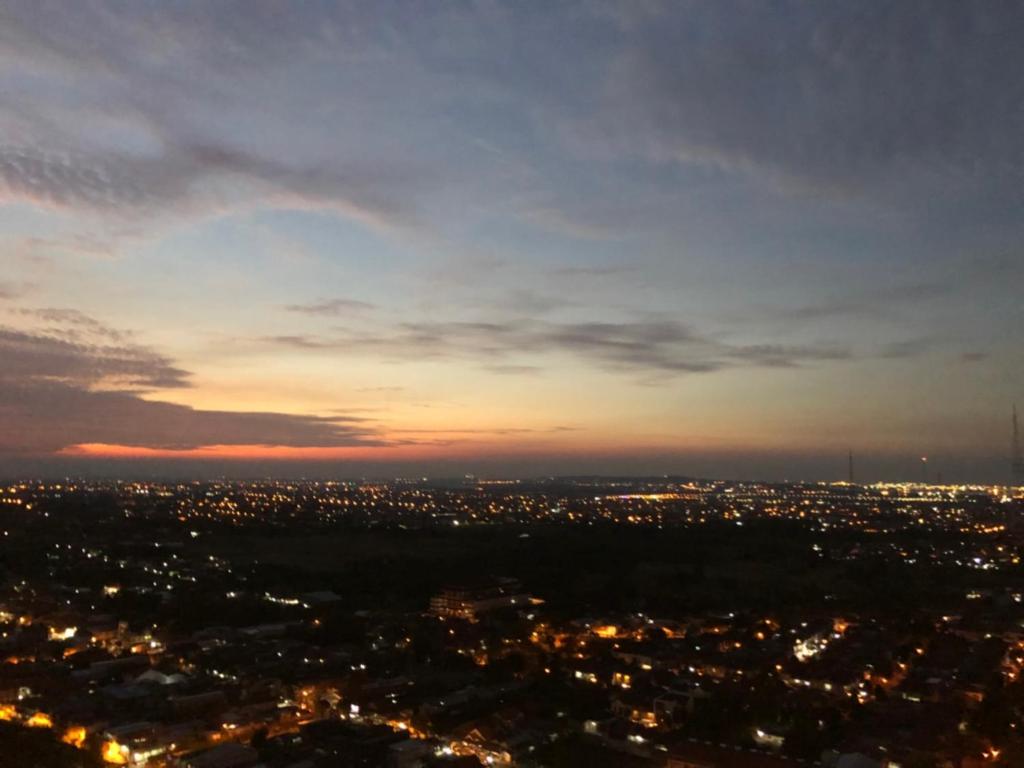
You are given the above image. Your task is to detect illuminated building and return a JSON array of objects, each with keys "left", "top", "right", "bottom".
[{"left": 429, "top": 578, "right": 535, "bottom": 620}]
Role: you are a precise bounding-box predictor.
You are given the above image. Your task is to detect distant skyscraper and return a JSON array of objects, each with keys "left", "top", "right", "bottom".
[
  {"left": 848, "top": 449, "right": 854, "bottom": 485},
  {"left": 1013, "top": 405, "right": 1024, "bottom": 487}
]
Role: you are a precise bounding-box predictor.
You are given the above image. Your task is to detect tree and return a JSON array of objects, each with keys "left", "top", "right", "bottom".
[{"left": 0, "top": 722, "right": 102, "bottom": 768}]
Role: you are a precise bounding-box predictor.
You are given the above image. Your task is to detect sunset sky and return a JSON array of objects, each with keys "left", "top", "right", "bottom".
[{"left": 1, "top": 1, "right": 1022, "bottom": 481}]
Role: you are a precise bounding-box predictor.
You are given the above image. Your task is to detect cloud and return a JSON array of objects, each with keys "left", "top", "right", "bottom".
[
  {"left": 0, "top": 282, "right": 25, "bottom": 300},
  {"left": 0, "top": 314, "right": 382, "bottom": 455},
  {"left": 390, "top": 425, "right": 579, "bottom": 436},
  {"left": 0, "top": 379, "right": 380, "bottom": 455},
  {"left": 0, "top": 326, "right": 190, "bottom": 390},
  {"left": 481, "top": 364, "right": 543, "bottom": 376},
  {"left": 600, "top": 2, "right": 1024, "bottom": 196},
  {"left": 0, "top": 145, "right": 168, "bottom": 211},
  {"left": 5, "top": 0, "right": 1018, "bottom": 262},
  {"left": 285, "top": 298, "right": 375, "bottom": 316},
  {"left": 523, "top": 205, "right": 625, "bottom": 241},
  {"left": 768, "top": 282, "right": 952, "bottom": 324},
  {"left": 16, "top": 307, "right": 129, "bottom": 342},
  {"left": 0, "top": 142, "right": 422, "bottom": 236},
  {"left": 3, "top": 1, "right": 1023, "bottom": 242},
  {"left": 260, "top": 335, "right": 337, "bottom": 350},
  {"left": 0, "top": 3, "right": 440, "bottom": 236},
  {"left": 877, "top": 338, "right": 934, "bottom": 360},
  {"left": 495, "top": 290, "right": 567, "bottom": 315},
  {"left": 726, "top": 344, "right": 851, "bottom": 368},
  {"left": 9, "top": 234, "right": 121, "bottom": 263},
  {"left": 262, "top": 316, "right": 851, "bottom": 377},
  {"left": 550, "top": 264, "right": 633, "bottom": 279}
]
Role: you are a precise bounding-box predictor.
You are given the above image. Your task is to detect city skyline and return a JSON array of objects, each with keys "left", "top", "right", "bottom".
[{"left": 2, "top": 2, "right": 1023, "bottom": 482}]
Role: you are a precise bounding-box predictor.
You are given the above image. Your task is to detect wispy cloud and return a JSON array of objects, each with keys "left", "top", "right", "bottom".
[
  {"left": 260, "top": 335, "right": 337, "bottom": 350},
  {"left": 0, "top": 282, "right": 25, "bottom": 301},
  {"left": 774, "top": 283, "right": 951, "bottom": 323},
  {"left": 285, "top": 298, "right": 375, "bottom": 316},
  {"left": 599, "top": 3, "right": 1024, "bottom": 197},
  {"left": 877, "top": 338, "right": 934, "bottom": 360},
  {"left": 16, "top": 307, "right": 130, "bottom": 342},
  {"left": 390, "top": 425, "right": 579, "bottom": 436},
  {"left": 263, "top": 316, "right": 851, "bottom": 377},
  {"left": 482, "top": 364, "right": 543, "bottom": 376},
  {"left": 0, "top": 326, "right": 189, "bottom": 390},
  {"left": 0, "top": 142, "right": 424, "bottom": 237},
  {"left": 523, "top": 206, "right": 626, "bottom": 241},
  {"left": 549, "top": 264, "right": 633, "bottom": 279},
  {"left": 4, "top": 2, "right": 1023, "bottom": 233}
]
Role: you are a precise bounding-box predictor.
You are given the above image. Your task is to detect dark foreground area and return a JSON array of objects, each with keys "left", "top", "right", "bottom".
[{"left": 0, "top": 479, "right": 1022, "bottom": 766}]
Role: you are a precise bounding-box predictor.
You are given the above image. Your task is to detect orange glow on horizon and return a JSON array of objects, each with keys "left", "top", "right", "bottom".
[
  {"left": 59, "top": 441, "right": 571, "bottom": 461},
  {"left": 59, "top": 434, "right": 687, "bottom": 462},
  {"left": 56, "top": 434, "right": 816, "bottom": 464}
]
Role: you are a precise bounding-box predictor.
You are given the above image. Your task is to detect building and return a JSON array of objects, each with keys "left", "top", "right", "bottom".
[{"left": 429, "top": 578, "right": 534, "bottom": 620}]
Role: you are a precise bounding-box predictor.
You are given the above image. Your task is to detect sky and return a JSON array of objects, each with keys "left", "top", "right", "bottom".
[{"left": 0, "top": 1, "right": 1022, "bottom": 483}]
